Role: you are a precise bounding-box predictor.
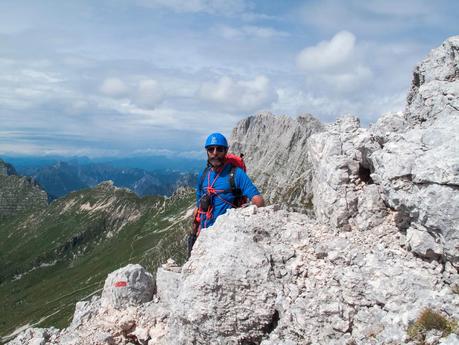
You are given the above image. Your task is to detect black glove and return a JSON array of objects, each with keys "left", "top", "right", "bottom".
[{"left": 187, "top": 233, "right": 197, "bottom": 259}]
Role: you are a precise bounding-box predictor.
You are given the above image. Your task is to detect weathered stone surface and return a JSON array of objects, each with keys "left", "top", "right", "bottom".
[
  {"left": 371, "top": 36, "right": 459, "bottom": 265},
  {"left": 7, "top": 205, "right": 459, "bottom": 345},
  {"left": 230, "top": 112, "right": 323, "bottom": 210},
  {"left": 308, "top": 116, "right": 387, "bottom": 231},
  {"left": 155, "top": 259, "right": 182, "bottom": 307},
  {"left": 101, "top": 264, "right": 154, "bottom": 309},
  {"left": 5, "top": 327, "right": 59, "bottom": 345},
  {"left": 166, "top": 206, "right": 279, "bottom": 345},
  {"left": 405, "top": 36, "right": 459, "bottom": 126}
]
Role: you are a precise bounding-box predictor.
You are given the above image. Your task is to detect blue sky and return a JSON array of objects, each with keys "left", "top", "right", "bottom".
[{"left": 0, "top": 0, "right": 458, "bottom": 157}]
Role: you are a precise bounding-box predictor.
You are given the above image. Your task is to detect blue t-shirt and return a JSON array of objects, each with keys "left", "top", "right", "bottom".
[{"left": 196, "top": 164, "right": 260, "bottom": 229}]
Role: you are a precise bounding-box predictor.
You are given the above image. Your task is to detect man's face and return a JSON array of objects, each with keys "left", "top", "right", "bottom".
[{"left": 207, "top": 146, "right": 227, "bottom": 168}]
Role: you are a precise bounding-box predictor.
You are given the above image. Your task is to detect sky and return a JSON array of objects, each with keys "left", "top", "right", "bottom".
[{"left": 0, "top": 0, "right": 458, "bottom": 158}]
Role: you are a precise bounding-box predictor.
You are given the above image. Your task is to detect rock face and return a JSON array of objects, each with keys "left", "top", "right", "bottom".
[
  {"left": 230, "top": 113, "right": 323, "bottom": 210},
  {"left": 6, "top": 36, "right": 459, "bottom": 345},
  {"left": 10, "top": 207, "right": 458, "bottom": 345},
  {"left": 371, "top": 35, "right": 459, "bottom": 265},
  {"left": 0, "top": 159, "right": 17, "bottom": 176},
  {"left": 0, "top": 159, "right": 48, "bottom": 218},
  {"left": 308, "top": 116, "right": 386, "bottom": 231}
]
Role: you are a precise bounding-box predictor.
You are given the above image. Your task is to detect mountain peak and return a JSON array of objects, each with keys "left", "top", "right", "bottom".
[{"left": 0, "top": 159, "right": 18, "bottom": 176}]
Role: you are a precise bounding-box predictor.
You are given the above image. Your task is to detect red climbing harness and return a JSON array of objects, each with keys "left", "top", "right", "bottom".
[
  {"left": 195, "top": 164, "right": 239, "bottom": 234},
  {"left": 194, "top": 154, "right": 247, "bottom": 235}
]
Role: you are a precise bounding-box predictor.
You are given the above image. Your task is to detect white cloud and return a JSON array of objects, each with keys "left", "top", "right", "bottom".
[
  {"left": 199, "top": 75, "right": 278, "bottom": 112},
  {"left": 272, "top": 87, "right": 406, "bottom": 125},
  {"left": 135, "top": 79, "right": 164, "bottom": 108},
  {"left": 20, "top": 69, "right": 62, "bottom": 83},
  {"left": 297, "top": 0, "right": 445, "bottom": 36},
  {"left": 220, "top": 25, "right": 289, "bottom": 39},
  {"left": 131, "top": 147, "right": 202, "bottom": 158},
  {"left": 296, "top": 31, "right": 356, "bottom": 72},
  {"left": 100, "top": 78, "right": 128, "bottom": 97},
  {"left": 359, "top": 0, "right": 434, "bottom": 18},
  {"left": 135, "top": 0, "right": 250, "bottom": 16},
  {"left": 319, "top": 65, "right": 373, "bottom": 93},
  {"left": 296, "top": 31, "right": 372, "bottom": 94},
  {"left": 0, "top": 141, "right": 120, "bottom": 157},
  {"left": 98, "top": 78, "right": 165, "bottom": 109}
]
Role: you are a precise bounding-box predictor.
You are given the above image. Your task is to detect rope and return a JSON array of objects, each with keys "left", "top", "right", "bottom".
[{"left": 197, "top": 164, "right": 238, "bottom": 232}]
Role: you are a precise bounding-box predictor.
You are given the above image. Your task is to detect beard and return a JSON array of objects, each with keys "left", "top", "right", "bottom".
[{"left": 208, "top": 156, "right": 225, "bottom": 167}]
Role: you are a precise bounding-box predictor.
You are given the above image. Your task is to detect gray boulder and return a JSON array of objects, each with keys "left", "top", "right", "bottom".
[
  {"left": 166, "top": 206, "right": 279, "bottom": 345},
  {"left": 101, "top": 264, "right": 154, "bottom": 309}
]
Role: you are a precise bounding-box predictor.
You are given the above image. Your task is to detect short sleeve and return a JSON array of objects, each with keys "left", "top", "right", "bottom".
[{"left": 235, "top": 168, "right": 260, "bottom": 201}]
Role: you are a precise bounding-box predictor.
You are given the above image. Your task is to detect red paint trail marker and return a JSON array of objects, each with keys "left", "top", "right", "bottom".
[{"left": 114, "top": 281, "right": 128, "bottom": 287}]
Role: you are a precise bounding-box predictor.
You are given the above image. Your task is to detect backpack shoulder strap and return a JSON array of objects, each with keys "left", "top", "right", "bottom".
[
  {"left": 229, "top": 166, "right": 236, "bottom": 190},
  {"left": 229, "top": 166, "right": 242, "bottom": 197}
]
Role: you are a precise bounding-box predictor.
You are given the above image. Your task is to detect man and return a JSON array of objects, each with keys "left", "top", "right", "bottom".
[{"left": 188, "top": 132, "right": 264, "bottom": 256}]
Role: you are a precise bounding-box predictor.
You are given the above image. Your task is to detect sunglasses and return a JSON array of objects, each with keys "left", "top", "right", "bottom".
[{"left": 206, "top": 146, "right": 226, "bottom": 153}]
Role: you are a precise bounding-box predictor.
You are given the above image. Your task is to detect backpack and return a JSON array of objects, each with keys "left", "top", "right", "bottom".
[{"left": 198, "top": 153, "right": 248, "bottom": 208}]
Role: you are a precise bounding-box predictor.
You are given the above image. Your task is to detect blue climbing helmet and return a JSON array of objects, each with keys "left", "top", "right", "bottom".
[{"left": 204, "top": 133, "right": 228, "bottom": 148}]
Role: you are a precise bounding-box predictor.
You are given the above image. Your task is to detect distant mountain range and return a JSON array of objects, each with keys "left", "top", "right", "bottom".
[
  {"left": 3, "top": 154, "right": 204, "bottom": 172},
  {"left": 15, "top": 160, "right": 198, "bottom": 200}
]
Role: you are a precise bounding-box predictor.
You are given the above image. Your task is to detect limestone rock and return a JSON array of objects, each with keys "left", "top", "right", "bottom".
[
  {"left": 69, "top": 296, "right": 101, "bottom": 330},
  {"left": 101, "top": 264, "right": 154, "bottom": 309},
  {"left": 155, "top": 267, "right": 181, "bottom": 307},
  {"left": 405, "top": 36, "right": 459, "bottom": 126},
  {"left": 166, "top": 206, "right": 279, "bottom": 344},
  {"left": 5, "top": 327, "right": 59, "bottom": 345},
  {"left": 163, "top": 207, "right": 458, "bottom": 345},
  {"left": 308, "top": 116, "right": 387, "bottom": 231},
  {"left": 230, "top": 112, "right": 323, "bottom": 210},
  {"left": 371, "top": 36, "right": 459, "bottom": 265},
  {"left": 7, "top": 206, "right": 459, "bottom": 345}
]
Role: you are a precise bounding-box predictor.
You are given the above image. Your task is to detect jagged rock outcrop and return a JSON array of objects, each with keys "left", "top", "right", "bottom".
[
  {"left": 308, "top": 116, "right": 387, "bottom": 231},
  {"left": 230, "top": 113, "right": 324, "bottom": 210},
  {"left": 301, "top": 36, "right": 459, "bottom": 266},
  {"left": 0, "top": 159, "right": 48, "bottom": 218},
  {"left": 371, "top": 35, "right": 459, "bottom": 265},
  {"left": 0, "top": 159, "right": 17, "bottom": 176}
]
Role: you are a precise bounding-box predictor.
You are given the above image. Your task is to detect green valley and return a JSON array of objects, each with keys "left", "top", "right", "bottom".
[{"left": 0, "top": 181, "right": 194, "bottom": 339}]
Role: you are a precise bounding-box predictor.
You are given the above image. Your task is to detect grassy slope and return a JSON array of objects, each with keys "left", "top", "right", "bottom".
[{"left": 0, "top": 185, "right": 194, "bottom": 338}]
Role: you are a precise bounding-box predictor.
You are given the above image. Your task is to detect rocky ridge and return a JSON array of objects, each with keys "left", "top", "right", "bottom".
[
  {"left": 231, "top": 113, "right": 323, "bottom": 211},
  {"left": 0, "top": 159, "right": 48, "bottom": 219},
  {"left": 6, "top": 36, "right": 459, "bottom": 344}
]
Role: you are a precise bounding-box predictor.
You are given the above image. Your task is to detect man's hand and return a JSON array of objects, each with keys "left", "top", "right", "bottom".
[{"left": 251, "top": 195, "right": 265, "bottom": 207}]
